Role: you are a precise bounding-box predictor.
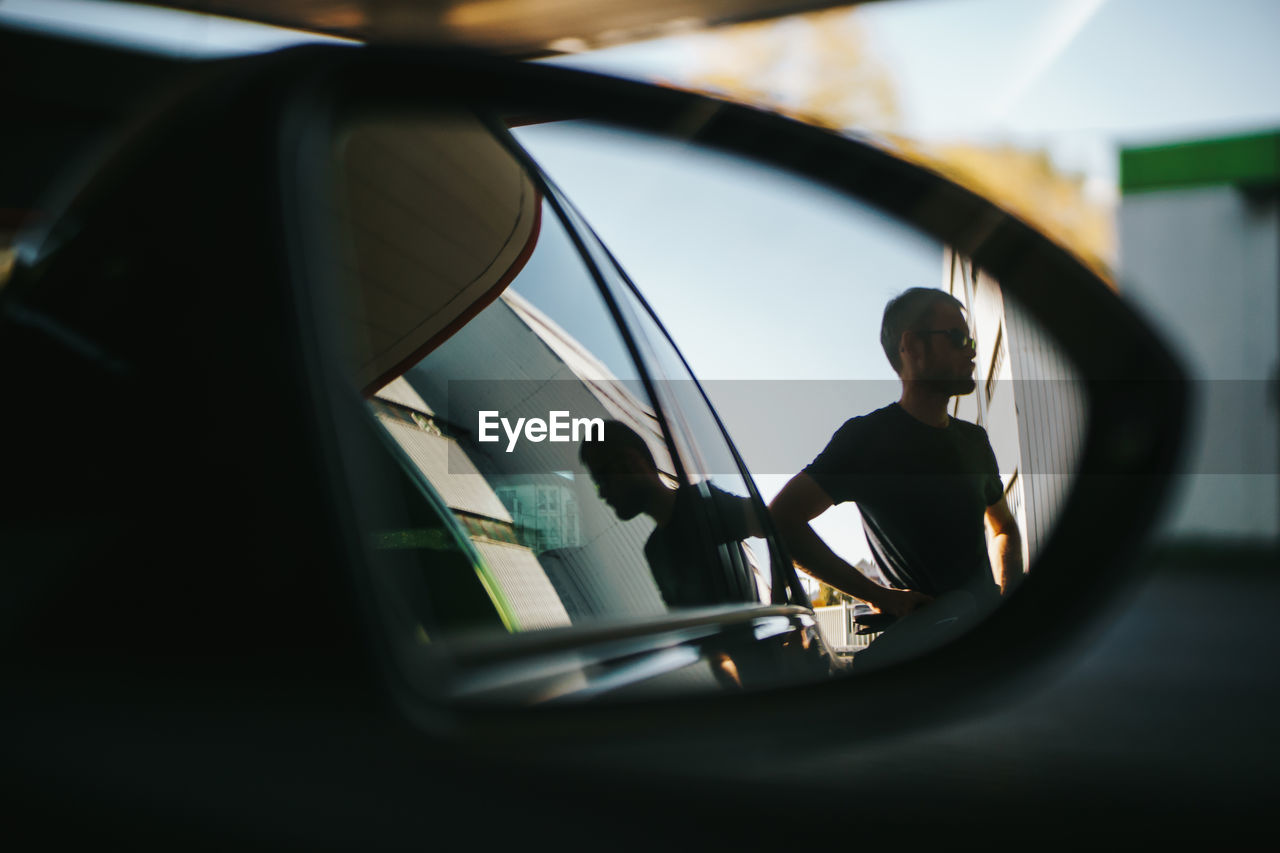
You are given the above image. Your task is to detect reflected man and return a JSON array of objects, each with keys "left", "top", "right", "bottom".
[
  {"left": 579, "top": 420, "right": 760, "bottom": 609},
  {"left": 770, "top": 288, "right": 1023, "bottom": 621}
]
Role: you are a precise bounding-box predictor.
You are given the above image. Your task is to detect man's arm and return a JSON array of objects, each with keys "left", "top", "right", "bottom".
[
  {"left": 769, "top": 473, "right": 932, "bottom": 618},
  {"left": 704, "top": 484, "right": 767, "bottom": 540},
  {"left": 984, "top": 496, "right": 1024, "bottom": 594}
]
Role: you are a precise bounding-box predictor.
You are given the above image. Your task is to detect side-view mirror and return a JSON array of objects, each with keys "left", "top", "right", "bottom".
[{"left": 1, "top": 42, "right": 1185, "bottom": 758}]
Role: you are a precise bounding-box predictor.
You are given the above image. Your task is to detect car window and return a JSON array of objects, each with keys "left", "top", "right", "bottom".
[
  {"left": 549, "top": 189, "right": 787, "bottom": 604},
  {"left": 330, "top": 113, "right": 770, "bottom": 660}
]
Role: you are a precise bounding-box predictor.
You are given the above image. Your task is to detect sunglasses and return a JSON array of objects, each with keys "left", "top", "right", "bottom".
[{"left": 920, "top": 328, "right": 976, "bottom": 350}]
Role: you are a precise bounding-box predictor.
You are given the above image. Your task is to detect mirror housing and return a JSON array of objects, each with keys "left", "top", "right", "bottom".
[{"left": 1, "top": 42, "right": 1187, "bottom": 761}]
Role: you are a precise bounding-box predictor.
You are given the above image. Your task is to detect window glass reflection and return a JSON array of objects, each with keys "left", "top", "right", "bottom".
[
  {"left": 552, "top": 191, "right": 784, "bottom": 605},
  {"left": 333, "top": 116, "right": 771, "bottom": 665}
]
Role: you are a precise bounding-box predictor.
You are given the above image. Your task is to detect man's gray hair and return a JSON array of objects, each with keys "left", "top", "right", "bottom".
[{"left": 880, "top": 287, "right": 965, "bottom": 374}]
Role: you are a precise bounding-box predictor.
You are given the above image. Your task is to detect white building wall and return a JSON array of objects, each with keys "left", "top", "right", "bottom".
[
  {"left": 1119, "top": 185, "right": 1279, "bottom": 540},
  {"left": 1003, "top": 295, "right": 1088, "bottom": 565},
  {"left": 944, "top": 249, "right": 1088, "bottom": 570}
]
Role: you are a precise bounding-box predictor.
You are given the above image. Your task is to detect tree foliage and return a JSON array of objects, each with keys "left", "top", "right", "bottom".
[
  {"left": 688, "top": 8, "right": 899, "bottom": 133},
  {"left": 674, "top": 8, "right": 1115, "bottom": 276}
]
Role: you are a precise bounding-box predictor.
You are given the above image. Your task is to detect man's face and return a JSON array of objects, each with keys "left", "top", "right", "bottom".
[
  {"left": 583, "top": 449, "right": 649, "bottom": 521},
  {"left": 914, "top": 302, "right": 977, "bottom": 396}
]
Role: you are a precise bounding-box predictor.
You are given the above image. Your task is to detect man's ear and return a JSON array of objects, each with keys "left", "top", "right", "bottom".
[{"left": 899, "top": 329, "right": 920, "bottom": 368}]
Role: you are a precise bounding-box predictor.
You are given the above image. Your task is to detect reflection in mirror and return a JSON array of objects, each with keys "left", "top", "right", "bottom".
[
  {"left": 324, "top": 109, "right": 1088, "bottom": 705},
  {"left": 517, "top": 121, "right": 1088, "bottom": 673},
  {"left": 330, "top": 112, "right": 821, "bottom": 704}
]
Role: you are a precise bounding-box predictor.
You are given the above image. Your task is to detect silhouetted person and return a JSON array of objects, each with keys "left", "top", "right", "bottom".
[
  {"left": 579, "top": 420, "right": 761, "bottom": 610},
  {"left": 770, "top": 288, "right": 1023, "bottom": 628}
]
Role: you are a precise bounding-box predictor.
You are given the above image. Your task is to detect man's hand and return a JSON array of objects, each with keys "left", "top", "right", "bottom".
[{"left": 871, "top": 587, "right": 933, "bottom": 619}]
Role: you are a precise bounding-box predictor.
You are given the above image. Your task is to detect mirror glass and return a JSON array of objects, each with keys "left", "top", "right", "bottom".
[
  {"left": 517, "top": 119, "right": 1087, "bottom": 666},
  {"left": 324, "top": 109, "right": 1086, "bottom": 704}
]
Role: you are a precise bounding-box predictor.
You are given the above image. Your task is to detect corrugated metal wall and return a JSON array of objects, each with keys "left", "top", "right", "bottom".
[
  {"left": 1004, "top": 291, "right": 1088, "bottom": 562},
  {"left": 944, "top": 248, "right": 1087, "bottom": 567}
]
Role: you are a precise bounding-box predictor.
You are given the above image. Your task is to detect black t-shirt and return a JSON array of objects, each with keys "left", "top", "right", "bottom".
[
  {"left": 644, "top": 484, "right": 759, "bottom": 608},
  {"left": 804, "top": 403, "right": 1003, "bottom": 599}
]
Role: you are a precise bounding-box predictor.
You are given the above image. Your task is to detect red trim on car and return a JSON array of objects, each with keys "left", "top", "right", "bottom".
[{"left": 361, "top": 192, "right": 543, "bottom": 397}]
